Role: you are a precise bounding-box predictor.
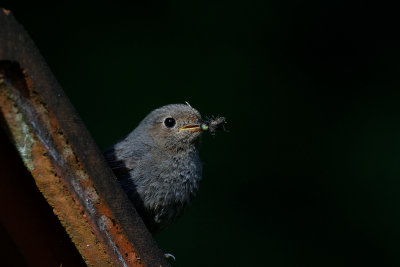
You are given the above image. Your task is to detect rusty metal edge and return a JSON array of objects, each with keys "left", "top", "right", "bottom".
[{"left": 0, "top": 8, "right": 169, "bottom": 267}]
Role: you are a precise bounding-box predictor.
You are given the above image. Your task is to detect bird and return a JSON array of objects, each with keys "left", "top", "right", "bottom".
[{"left": 104, "top": 103, "right": 208, "bottom": 233}]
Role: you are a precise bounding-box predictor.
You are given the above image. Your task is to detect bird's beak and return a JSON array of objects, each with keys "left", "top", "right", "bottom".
[{"left": 178, "top": 124, "right": 202, "bottom": 132}]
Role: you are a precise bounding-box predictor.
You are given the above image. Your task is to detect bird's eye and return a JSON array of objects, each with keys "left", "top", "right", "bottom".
[{"left": 164, "top": 117, "right": 176, "bottom": 128}]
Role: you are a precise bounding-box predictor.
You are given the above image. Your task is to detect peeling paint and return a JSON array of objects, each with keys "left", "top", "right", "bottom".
[{"left": 15, "top": 114, "right": 35, "bottom": 171}]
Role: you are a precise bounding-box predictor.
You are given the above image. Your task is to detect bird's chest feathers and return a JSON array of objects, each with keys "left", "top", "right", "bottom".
[{"left": 138, "top": 148, "right": 202, "bottom": 211}]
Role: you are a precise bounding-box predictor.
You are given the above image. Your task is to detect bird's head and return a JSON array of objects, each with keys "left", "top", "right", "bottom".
[{"left": 138, "top": 103, "right": 205, "bottom": 151}]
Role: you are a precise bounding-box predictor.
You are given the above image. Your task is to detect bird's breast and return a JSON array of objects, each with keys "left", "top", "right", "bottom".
[{"left": 136, "top": 149, "right": 202, "bottom": 229}]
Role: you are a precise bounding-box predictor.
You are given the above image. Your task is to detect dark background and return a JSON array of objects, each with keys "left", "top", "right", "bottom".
[{"left": 3, "top": 1, "right": 400, "bottom": 266}]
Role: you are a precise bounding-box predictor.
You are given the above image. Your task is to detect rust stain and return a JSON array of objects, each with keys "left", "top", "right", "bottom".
[{"left": 0, "top": 66, "right": 146, "bottom": 266}]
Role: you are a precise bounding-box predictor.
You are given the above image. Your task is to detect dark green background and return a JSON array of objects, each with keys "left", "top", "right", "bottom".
[{"left": 3, "top": 1, "right": 400, "bottom": 266}]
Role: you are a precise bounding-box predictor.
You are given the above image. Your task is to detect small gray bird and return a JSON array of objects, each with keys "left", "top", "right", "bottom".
[{"left": 104, "top": 104, "right": 208, "bottom": 233}]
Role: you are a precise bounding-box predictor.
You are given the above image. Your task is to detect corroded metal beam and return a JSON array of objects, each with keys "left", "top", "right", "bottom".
[{"left": 0, "top": 8, "right": 169, "bottom": 267}]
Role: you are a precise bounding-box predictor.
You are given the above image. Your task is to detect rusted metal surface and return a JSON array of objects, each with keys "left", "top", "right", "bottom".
[
  {"left": 0, "top": 9, "right": 169, "bottom": 267},
  {"left": 0, "top": 124, "right": 87, "bottom": 266}
]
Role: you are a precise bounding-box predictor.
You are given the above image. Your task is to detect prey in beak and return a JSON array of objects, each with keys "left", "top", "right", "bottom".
[{"left": 178, "top": 116, "right": 227, "bottom": 134}]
